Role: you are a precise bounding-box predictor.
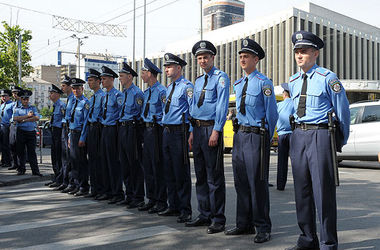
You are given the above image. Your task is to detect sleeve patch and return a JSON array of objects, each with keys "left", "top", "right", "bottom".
[
  {"left": 117, "top": 96, "right": 124, "bottom": 105},
  {"left": 219, "top": 77, "right": 226, "bottom": 87},
  {"left": 136, "top": 97, "right": 143, "bottom": 106},
  {"left": 85, "top": 103, "right": 90, "bottom": 110},
  {"left": 262, "top": 85, "right": 273, "bottom": 97},
  {"left": 186, "top": 87, "right": 193, "bottom": 98},
  {"left": 329, "top": 78, "right": 342, "bottom": 93},
  {"left": 161, "top": 94, "right": 166, "bottom": 103}
]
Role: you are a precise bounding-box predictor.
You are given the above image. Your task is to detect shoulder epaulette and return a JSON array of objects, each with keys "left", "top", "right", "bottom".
[
  {"left": 234, "top": 78, "right": 243, "bottom": 86},
  {"left": 195, "top": 75, "right": 203, "bottom": 80},
  {"left": 315, "top": 67, "right": 331, "bottom": 77},
  {"left": 213, "top": 70, "right": 221, "bottom": 75},
  {"left": 289, "top": 72, "right": 301, "bottom": 82},
  {"left": 254, "top": 74, "right": 265, "bottom": 81}
]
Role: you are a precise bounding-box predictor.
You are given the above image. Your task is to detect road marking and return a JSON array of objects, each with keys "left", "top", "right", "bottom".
[
  {"left": 16, "top": 225, "right": 179, "bottom": 250},
  {"left": 0, "top": 210, "right": 133, "bottom": 234},
  {"left": 0, "top": 192, "right": 70, "bottom": 203},
  {"left": 0, "top": 199, "right": 96, "bottom": 216}
]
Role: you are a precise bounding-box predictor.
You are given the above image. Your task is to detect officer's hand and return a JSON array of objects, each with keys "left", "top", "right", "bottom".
[
  {"left": 68, "top": 138, "right": 70, "bottom": 149},
  {"left": 27, "top": 111, "right": 34, "bottom": 117},
  {"left": 188, "top": 132, "right": 193, "bottom": 151},
  {"left": 208, "top": 130, "right": 219, "bottom": 147},
  {"left": 78, "top": 141, "right": 85, "bottom": 147}
]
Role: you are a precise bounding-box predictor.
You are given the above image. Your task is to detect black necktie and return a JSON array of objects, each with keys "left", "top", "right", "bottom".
[
  {"left": 89, "top": 95, "right": 96, "bottom": 119},
  {"left": 197, "top": 74, "right": 209, "bottom": 108},
  {"left": 103, "top": 93, "right": 109, "bottom": 120},
  {"left": 121, "top": 91, "right": 128, "bottom": 116},
  {"left": 70, "top": 99, "right": 78, "bottom": 123},
  {"left": 297, "top": 73, "right": 308, "bottom": 118},
  {"left": 240, "top": 77, "right": 249, "bottom": 115},
  {"left": 50, "top": 105, "right": 55, "bottom": 124},
  {"left": 1, "top": 103, "right": 6, "bottom": 117},
  {"left": 143, "top": 88, "right": 151, "bottom": 118},
  {"left": 165, "top": 82, "right": 176, "bottom": 114}
]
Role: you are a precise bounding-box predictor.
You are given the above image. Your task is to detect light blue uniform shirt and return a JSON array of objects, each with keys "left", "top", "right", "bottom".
[
  {"left": 100, "top": 87, "right": 123, "bottom": 126},
  {"left": 276, "top": 97, "right": 295, "bottom": 136},
  {"left": 63, "top": 92, "right": 76, "bottom": 124},
  {"left": 289, "top": 64, "right": 350, "bottom": 145},
  {"left": 190, "top": 66, "right": 230, "bottom": 132},
  {"left": 0, "top": 100, "right": 14, "bottom": 126},
  {"left": 69, "top": 95, "right": 90, "bottom": 142},
  {"left": 162, "top": 76, "right": 194, "bottom": 125},
  {"left": 86, "top": 89, "right": 105, "bottom": 123},
  {"left": 235, "top": 70, "right": 278, "bottom": 139},
  {"left": 141, "top": 81, "right": 167, "bottom": 125},
  {"left": 13, "top": 105, "right": 39, "bottom": 131},
  {"left": 51, "top": 99, "right": 66, "bottom": 128},
  {"left": 119, "top": 84, "right": 144, "bottom": 122}
]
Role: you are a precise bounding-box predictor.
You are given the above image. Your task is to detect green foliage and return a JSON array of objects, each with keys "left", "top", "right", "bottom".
[
  {"left": 39, "top": 106, "right": 53, "bottom": 119},
  {"left": 0, "top": 21, "right": 33, "bottom": 89}
]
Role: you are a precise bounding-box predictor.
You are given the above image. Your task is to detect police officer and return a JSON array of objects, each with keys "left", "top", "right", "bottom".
[
  {"left": 225, "top": 39, "right": 278, "bottom": 243},
  {"left": 186, "top": 40, "right": 230, "bottom": 234},
  {"left": 138, "top": 58, "right": 168, "bottom": 214},
  {"left": 276, "top": 83, "right": 294, "bottom": 191},
  {"left": 160, "top": 53, "right": 193, "bottom": 223},
  {"left": 12, "top": 90, "right": 42, "bottom": 176},
  {"left": 0, "top": 89, "right": 14, "bottom": 169},
  {"left": 45, "top": 85, "right": 65, "bottom": 188},
  {"left": 98, "top": 66, "right": 124, "bottom": 203},
  {"left": 68, "top": 78, "right": 90, "bottom": 196},
  {"left": 117, "top": 62, "right": 145, "bottom": 208},
  {"left": 286, "top": 31, "right": 350, "bottom": 250},
  {"left": 8, "top": 86, "right": 23, "bottom": 171},
  {"left": 82, "top": 69, "right": 104, "bottom": 199}
]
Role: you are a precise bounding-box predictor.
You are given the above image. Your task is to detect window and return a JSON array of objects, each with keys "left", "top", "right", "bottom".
[
  {"left": 350, "top": 107, "right": 360, "bottom": 124},
  {"left": 362, "top": 105, "right": 380, "bottom": 123}
]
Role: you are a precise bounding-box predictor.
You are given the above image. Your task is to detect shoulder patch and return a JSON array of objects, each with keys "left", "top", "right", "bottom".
[
  {"left": 161, "top": 94, "right": 166, "bottom": 103},
  {"left": 315, "top": 67, "right": 331, "bottom": 77},
  {"left": 262, "top": 85, "right": 273, "bottom": 97},
  {"left": 219, "top": 77, "right": 226, "bottom": 87},
  {"left": 85, "top": 103, "right": 90, "bottom": 110},
  {"left": 329, "top": 78, "right": 342, "bottom": 93},
  {"left": 60, "top": 107, "right": 65, "bottom": 115},
  {"left": 289, "top": 72, "right": 301, "bottom": 82},
  {"left": 117, "top": 96, "right": 124, "bottom": 105},
  {"left": 136, "top": 96, "right": 143, "bottom": 106},
  {"left": 186, "top": 87, "right": 194, "bottom": 98}
]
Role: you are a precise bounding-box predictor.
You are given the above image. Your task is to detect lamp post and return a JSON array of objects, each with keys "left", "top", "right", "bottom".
[{"left": 71, "top": 34, "right": 88, "bottom": 79}]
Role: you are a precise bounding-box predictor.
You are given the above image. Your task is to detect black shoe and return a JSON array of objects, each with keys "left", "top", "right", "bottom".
[
  {"left": 8, "top": 166, "right": 17, "bottom": 170},
  {"left": 185, "top": 217, "right": 211, "bottom": 227},
  {"left": 127, "top": 201, "right": 145, "bottom": 209},
  {"left": 49, "top": 182, "right": 60, "bottom": 188},
  {"left": 32, "top": 172, "right": 43, "bottom": 177},
  {"left": 116, "top": 199, "right": 131, "bottom": 206},
  {"left": 254, "top": 232, "right": 271, "bottom": 243},
  {"left": 177, "top": 214, "right": 192, "bottom": 223},
  {"left": 268, "top": 183, "right": 274, "bottom": 187},
  {"left": 108, "top": 197, "right": 124, "bottom": 204},
  {"left": 16, "top": 170, "right": 25, "bottom": 175},
  {"left": 54, "top": 184, "right": 67, "bottom": 191},
  {"left": 158, "top": 208, "right": 180, "bottom": 216},
  {"left": 68, "top": 187, "right": 79, "bottom": 195},
  {"left": 277, "top": 187, "right": 285, "bottom": 191},
  {"left": 138, "top": 202, "right": 155, "bottom": 211},
  {"left": 84, "top": 193, "right": 97, "bottom": 198},
  {"left": 285, "top": 245, "right": 320, "bottom": 250},
  {"left": 207, "top": 223, "right": 225, "bottom": 234},
  {"left": 62, "top": 186, "right": 75, "bottom": 193},
  {"left": 74, "top": 190, "right": 89, "bottom": 196},
  {"left": 96, "top": 194, "right": 110, "bottom": 201},
  {"left": 45, "top": 181, "right": 54, "bottom": 186},
  {"left": 148, "top": 205, "right": 167, "bottom": 214},
  {"left": 225, "top": 226, "right": 256, "bottom": 235}
]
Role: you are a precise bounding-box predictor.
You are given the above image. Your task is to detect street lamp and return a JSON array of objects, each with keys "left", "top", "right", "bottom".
[{"left": 71, "top": 34, "right": 88, "bottom": 78}]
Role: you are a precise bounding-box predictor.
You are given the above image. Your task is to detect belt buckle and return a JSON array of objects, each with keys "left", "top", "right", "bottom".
[
  {"left": 196, "top": 120, "right": 201, "bottom": 127},
  {"left": 301, "top": 123, "right": 307, "bottom": 130}
]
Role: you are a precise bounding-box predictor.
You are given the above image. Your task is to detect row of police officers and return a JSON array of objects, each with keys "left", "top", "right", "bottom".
[{"left": 42, "top": 30, "right": 349, "bottom": 250}]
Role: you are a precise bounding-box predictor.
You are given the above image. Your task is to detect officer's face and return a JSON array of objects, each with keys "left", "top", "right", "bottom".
[
  {"left": 72, "top": 86, "right": 83, "bottom": 97},
  {"left": 49, "top": 92, "right": 59, "bottom": 102},
  {"left": 21, "top": 97, "right": 29, "bottom": 106},
  {"left": 12, "top": 92, "right": 18, "bottom": 99},
  {"left": 165, "top": 64, "right": 181, "bottom": 79},
  {"left": 141, "top": 70, "right": 150, "bottom": 83},
  {"left": 87, "top": 77, "right": 100, "bottom": 90},
  {"left": 239, "top": 52, "right": 259, "bottom": 73},
  {"left": 119, "top": 73, "right": 132, "bottom": 87},
  {"left": 61, "top": 83, "right": 71, "bottom": 94},
  {"left": 196, "top": 53, "right": 214, "bottom": 71},
  {"left": 294, "top": 47, "right": 319, "bottom": 70},
  {"left": 101, "top": 76, "right": 114, "bottom": 89},
  {"left": 1, "top": 95, "right": 10, "bottom": 102}
]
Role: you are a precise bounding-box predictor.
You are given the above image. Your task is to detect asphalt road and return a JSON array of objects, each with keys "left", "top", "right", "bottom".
[{"left": 0, "top": 152, "right": 380, "bottom": 249}]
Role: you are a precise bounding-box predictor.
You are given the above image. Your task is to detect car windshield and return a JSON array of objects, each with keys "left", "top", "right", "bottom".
[
  {"left": 349, "top": 107, "right": 360, "bottom": 125},
  {"left": 362, "top": 105, "right": 380, "bottom": 123}
]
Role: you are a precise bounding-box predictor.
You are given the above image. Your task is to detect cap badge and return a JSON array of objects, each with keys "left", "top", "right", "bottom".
[
  {"left": 200, "top": 42, "right": 206, "bottom": 48},
  {"left": 243, "top": 39, "right": 249, "bottom": 47},
  {"left": 296, "top": 33, "right": 303, "bottom": 41},
  {"left": 72, "top": 79, "right": 76, "bottom": 83},
  {"left": 165, "top": 54, "right": 169, "bottom": 60}
]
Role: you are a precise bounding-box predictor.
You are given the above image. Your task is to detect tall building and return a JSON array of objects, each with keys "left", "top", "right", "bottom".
[
  {"left": 31, "top": 65, "right": 61, "bottom": 85},
  {"left": 203, "top": 0, "right": 245, "bottom": 32},
  {"left": 60, "top": 64, "right": 76, "bottom": 82}
]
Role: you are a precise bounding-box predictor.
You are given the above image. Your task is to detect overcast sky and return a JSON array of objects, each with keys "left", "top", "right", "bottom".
[{"left": 0, "top": 0, "right": 379, "bottom": 67}]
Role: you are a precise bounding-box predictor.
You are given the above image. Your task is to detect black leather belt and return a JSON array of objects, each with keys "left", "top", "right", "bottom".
[
  {"left": 119, "top": 120, "right": 135, "bottom": 126},
  {"left": 69, "top": 129, "right": 81, "bottom": 133},
  {"left": 88, "top": 122, "right": 100, "bottom": 127},
  {"left": 295, "top": 123, "right": 328, "bottom": 130},
  {"left": 163, "top": 124, "right": 188, "bottom": 132},
  {"left": 102, "top": 124, "right": 116, "bottom": 128},
  {"left": 145, "top": 122, "right": 155, "bottom": 128},
  {"left": 193, "top": 119, "right": 214, "bottom": 127},
  {"left": 238, "top": 125, "right": 260, "bottom": 134},
  {"left": 51, "top": 126, "right": 62, "bottom": 130}
]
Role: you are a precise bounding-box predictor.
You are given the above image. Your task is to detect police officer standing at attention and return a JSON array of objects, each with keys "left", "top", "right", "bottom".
[
  {"left": 226, "top": 39, "right": 277, "bottom": 243},
  {"left": 12, "top": 90, "right": 42, "bottom": 176},
  {"left": 68, "top": 78, "right": 90, "bottom": 196},
  {"left": 186, "top": 40, "right": 229, "bottom": 234},
  {"left": 138, "top": 58, "right": 168, "bottom": 214},
  {"left": 81, "top": 69, "right": 104, "bottom": 199},
  {"left": 98, "top": 66, "right": 124, "bottom": 204},
  {"left": 117, "top": 62, "right": 145, "bottom": 208},
  {"left": 276, "top": 83, "right": 294, "bottom": 191},
  {"left": 160, "top": 53, "right": 193, "bottom": 223},
  {"left": 0, "top": 89, "right": 14, "bottom": 169},
  {"left": 8, "top": 86, "right": 23, "bottom": 171},
  {"left": 285, "top": 31, "right": 350, "bottom": 250},
  {"left": 45, "top": 85, "right": 65, "bottom": 188}
]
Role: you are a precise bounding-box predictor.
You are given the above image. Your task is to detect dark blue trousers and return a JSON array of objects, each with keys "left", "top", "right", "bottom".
[
  {"left": 69, "top": 130, "right": 89, "bottom": 191},
  {"left": 9, "top": 123, "right": 20, "bottom": 169},
  {"left": 290, "top": 128, "right": 337, "bottom": 250},
  {"left": 162, "top": 127, "right": 192, "bottom": 216},
  {"left": 119, "top": 125, "right": 145, "bottom": 203},
  {"left": 100, "top": 126, "right": 123, "bottom": 198},
  {"left": 87, "top": 123, "right": 102, "bottom": 195},
  {"left": 232, "top": 130, "right": 271, "bottom": 233},
  {"left": 277, "top": 133, "right": 291, "bottom": 190},
  {"left": 192, "top": 125, "right": 225, "bottom": 225},
  {"left": 0, "top": 125, "right": 11, "bottom": 166},
  {"left": 16, "top": 128, "right": 40, "bottom": 174},
  {"left": 142, "top": 126, "right": 167, "bottom": 206},
  {"left": 58, "top": 126, "right": 71, "bottom": 186},
  {"left": 50, "top": 127, "right": 62, "bottom": 183}
]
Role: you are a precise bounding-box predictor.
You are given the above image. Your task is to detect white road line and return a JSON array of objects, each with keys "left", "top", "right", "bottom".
[
  {"left": 0, "top": 192, "right": 71, "bottom": 203},
  {"left": 0, "top": 210, "right": 133, "bottom": 233},
  {"left": 0, "top": 199, "right": 96, "bottom": 216},
  {"left": 0, "top": 187, "right": 51, "bottom": 195},
  {"left": 16, "top": 225, "right": 179, "bottom": 250}
]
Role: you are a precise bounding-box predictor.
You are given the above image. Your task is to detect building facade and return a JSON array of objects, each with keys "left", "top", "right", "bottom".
[{"left": 23, "top": 77, "right": 53, "bottom": 110}]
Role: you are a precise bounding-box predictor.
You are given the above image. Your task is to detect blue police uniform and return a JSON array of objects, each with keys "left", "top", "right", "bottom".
[
  {"left": 99, "top": 67, "right": 124, "bottom": 201},
  {"left": 276, "top": 84, "right": 295, "bottom": 191},
  {"left": 288, "top": 31, "right": 350, "bottom": 250},
  {"left": 9, "top": 99, "right": 22, "bottom": 170},
  {"left": 162, "top": 60, "right": 194, "bottom": 219},
  {"left": 0, "top": 94, "right": 14, "bottom": 168},
  {"left": 188, "top": 41, "right": 230, "bottom": 227},
  {"left": 141, "top": 79, "right": 168, "bottom": 211},
  {"left": 82, "top": 85, "right": 104, "bottom": 197}
]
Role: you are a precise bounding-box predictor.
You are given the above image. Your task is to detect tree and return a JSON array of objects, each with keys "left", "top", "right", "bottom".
[
  {"left": 39, "top": 106, "right": 53, "bottom": 119},
  {"left": 0, "top": 21, "right": 33, "bottom": 89}
]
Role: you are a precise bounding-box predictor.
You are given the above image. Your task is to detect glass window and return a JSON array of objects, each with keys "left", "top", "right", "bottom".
[
  {"left": 349, "top": 107, "right": 360, "bottom": 124},
  {"left": 362, "top": 105, "right": 380, "bottom": 123}
]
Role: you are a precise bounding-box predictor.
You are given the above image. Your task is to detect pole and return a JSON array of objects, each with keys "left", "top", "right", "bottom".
[
  {"left": 18, "top": 35, "right": 22, "bottom": 86},
  {"left": 200, "top": 0, "right": 203, "bottom": 40},
  {"left": 77, "top": 37, "right": 80, "bottom": 78},
  {"left": 143, "top": 0, "right": 146, "bottom": 60},
  {"left": 133, "top": 0, "right": 136, "bottom": 66}
]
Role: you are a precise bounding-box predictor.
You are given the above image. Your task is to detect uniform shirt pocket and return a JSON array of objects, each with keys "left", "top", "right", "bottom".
[
  {"left": 306, "top": 88, "right": 324, "bottom": 108},
  {"left": 246, "top": 88, "right": 261, "bottom": 107},
  {"left": 204, "top": 87, "right": 216, "bottom": 102}
]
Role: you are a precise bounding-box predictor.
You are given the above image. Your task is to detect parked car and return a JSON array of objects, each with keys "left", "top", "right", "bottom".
[
  {"left": 338, "top": 100, "right": 380, "bottom": 161},
  {"left": 36, "top": 121, "right": 52, "bottom": 148}
]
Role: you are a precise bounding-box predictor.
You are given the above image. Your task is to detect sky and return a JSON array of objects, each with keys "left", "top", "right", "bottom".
[{"left": 0, "top": 0, "right": 379, "bottom": 67}]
